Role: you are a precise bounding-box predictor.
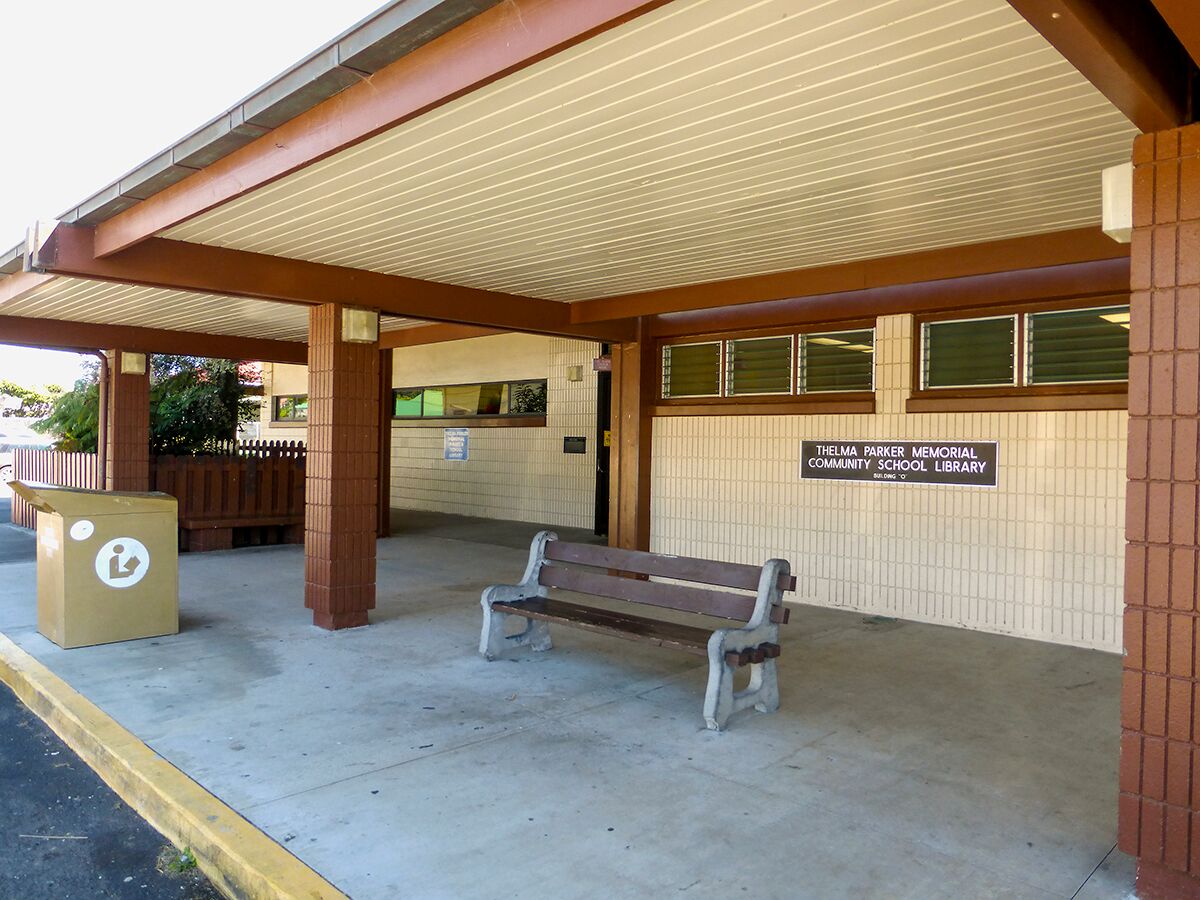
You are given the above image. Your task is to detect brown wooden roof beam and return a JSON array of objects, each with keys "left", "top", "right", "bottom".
[
  {"left": 0, "top": 315, "right": 308, "bottom": 364},
  {"left": 1006, "top": 0, "right": 1195, "bottom": 133},
  {"left": 379, "top": 323, "right": 505, "bottom": 349},
  {"left": 570, "top": 228, "right": 1128, "bottom": 325},
  {"left": 1150, "top": 1, "right": 1200, "bottom": 70},
  {"left": 33, "top": 223, "right": 635, "bottom": 342}
]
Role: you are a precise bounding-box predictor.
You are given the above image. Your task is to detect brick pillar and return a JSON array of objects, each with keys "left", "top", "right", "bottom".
[
  {"left": 1121, "top": 124, "right": 1200, "bottom": 898},
  {"left": 608, "top": 319, "right": 654, "bottom": 551},
  {"left": 105, "top": 350, "right": 149, "bottom": 492},
  {"left": 304, "top": 304, "right": 379, "bottom": 630}
]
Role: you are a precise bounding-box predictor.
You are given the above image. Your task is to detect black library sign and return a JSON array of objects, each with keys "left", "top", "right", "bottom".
[{"left": 800, "top": 440, "right": 999, "bottom": 487}]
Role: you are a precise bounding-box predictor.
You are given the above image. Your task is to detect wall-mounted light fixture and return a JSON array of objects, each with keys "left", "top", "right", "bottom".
[
  {"left": 566, "top": 365, "right": 584, "bottom": 382},
  {"left": 120, "top": 351, "right": 147, "bottom": 376},
  {"left": 342, "top": 307, "right": 380, "bottom": 343},
  {"left": 1102, "top": 162, "right": 1132, "bottom": 244}
]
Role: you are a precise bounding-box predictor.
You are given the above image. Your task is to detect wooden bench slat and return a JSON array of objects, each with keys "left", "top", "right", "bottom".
[
  {"left": 493, "top": 597, "right": 711, "bottom": 655},
  {"left": 538, "top": 564, "right": 787, "bottom": 625},
  {"left": 544, "top": 541, "right": 796, "bottom": 593}
]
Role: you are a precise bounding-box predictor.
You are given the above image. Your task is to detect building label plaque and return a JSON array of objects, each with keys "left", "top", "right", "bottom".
[
  {"left": 443, "top": 427, "right": 469, "bottom": 462},
  {"left": 800, "top": 440, "right": 998, "bottom": 487}
]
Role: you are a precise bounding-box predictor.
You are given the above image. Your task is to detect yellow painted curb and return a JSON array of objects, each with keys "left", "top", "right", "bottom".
[{"left": 0, "top": 633, "right": 348, "bottom": 900}]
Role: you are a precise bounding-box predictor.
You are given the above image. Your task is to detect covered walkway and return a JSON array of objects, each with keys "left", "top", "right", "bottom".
[
  {"left": 0, "top": 514, "right": 1129, "bottom": 898},
  {"left": 2, "top": 0, "right": 1199, "bottom": 893}
]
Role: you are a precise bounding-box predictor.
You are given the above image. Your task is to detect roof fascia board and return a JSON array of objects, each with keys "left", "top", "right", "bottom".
[
  {"left": 55, "top": 1, "right": 503, "bottom": 228},
  {"left": 34, "top": 224, "right": 635, "bottom": 342},
  {"left": 91, "top": 0, "right": 669, "bottom": 258},
  {"left": 0, "top": 314, "right": 308, "bottom": 364},
  {"left": 1006, "top": 0, "right": 1195, "bottom": 132},
  {"left": 571, "top": 228, "right": 1130, "bottom": 324},
  {"left": 0, "top": 244, "right": 24, "bottom": 276}
]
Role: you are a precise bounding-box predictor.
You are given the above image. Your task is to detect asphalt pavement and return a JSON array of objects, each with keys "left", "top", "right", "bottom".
[
  {"left": 0, "top": 496, "right": 35, "bottom": 565},
  {"left": 0, "top": 683, "right": 221, "bottom": 899}
]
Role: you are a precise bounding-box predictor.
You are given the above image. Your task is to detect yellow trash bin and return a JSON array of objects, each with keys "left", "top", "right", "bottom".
[{"left": 11, "top": 482, "right": 179, "bottom": 649}]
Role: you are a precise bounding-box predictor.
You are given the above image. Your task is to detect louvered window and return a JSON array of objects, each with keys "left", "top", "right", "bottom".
[
  {"left": 726, "top": 336, "right": 793, "bottom": 395},
  {"left": 923, "top": 316, "right": 1016, "bottom": 389},
  {"left": 662, "top": 342, "right": 721, "bottom": 397},
  {"left": 800, "top": 329, "right": 875, "bottom": 393},
  {"left": 1027, "top": 306, "right": 1129, "bottom": 384}
]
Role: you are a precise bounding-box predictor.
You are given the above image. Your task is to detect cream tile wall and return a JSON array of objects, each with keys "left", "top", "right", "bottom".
[
  {"left": 258, "top": 363, "right": 310, "bottom": 442},
  {"left": 390, "top": 335, "right": 599, "bottom": 529},
  {"left": 651, "top": 314, "right": 1127, "bottom": 652}
]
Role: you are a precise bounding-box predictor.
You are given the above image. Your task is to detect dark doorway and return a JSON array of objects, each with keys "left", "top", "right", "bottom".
[{"left": 594, "top": 344, "right": 611, "bottom": 536}]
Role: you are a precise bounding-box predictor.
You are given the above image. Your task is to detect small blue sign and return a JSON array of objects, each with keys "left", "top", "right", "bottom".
[{"left": 444, "top": 427, "right": 469, "bottom": 462}]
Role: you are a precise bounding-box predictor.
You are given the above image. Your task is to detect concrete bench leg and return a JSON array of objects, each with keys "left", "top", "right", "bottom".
[
  {"left": 479, "top": 608, "right": 552, "bottom": 660},
  {"left": 703, "top": 632, "right": 780, "bottom": 731}
]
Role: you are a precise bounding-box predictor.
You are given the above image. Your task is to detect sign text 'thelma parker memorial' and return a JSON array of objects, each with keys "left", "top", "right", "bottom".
[{"left": 799, "top": 440, "right": 998, "bottom": 487}]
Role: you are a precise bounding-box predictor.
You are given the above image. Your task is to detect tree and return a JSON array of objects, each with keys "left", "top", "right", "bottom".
[
  {"left": 149, "top": 356, "right": 256, "bottom": 455},
  {"left": 0, "top": 380, "right": 62, "bottom": 418},
  {"left": 33, "top": 363, "right": 100, "bottom": 451},
  {"left": 35, "top": 356, "right": 257, "bottom": 455}
]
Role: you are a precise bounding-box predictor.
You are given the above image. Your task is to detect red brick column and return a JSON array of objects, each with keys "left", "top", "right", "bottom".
[
  {"left": 105, "top": 350, "right": 149, "bottom": 492},
  {"left": 304, "top": 304, "right": 379, "bottom": 630},
  {"left": 1121, "top": 124, "right": 1200, "bottom": 898}
]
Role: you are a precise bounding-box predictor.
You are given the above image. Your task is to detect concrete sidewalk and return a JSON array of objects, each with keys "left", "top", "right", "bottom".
[{"left": 0, "top": 514, "right": 1134, "bottom": 899}]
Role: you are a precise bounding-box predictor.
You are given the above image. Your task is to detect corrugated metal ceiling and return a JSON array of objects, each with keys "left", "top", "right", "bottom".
[
  {"left": 1, "top": 277, "right": 424, "bottom": 341},
  {"left": 165, "top": 0, "right": 1139, "bottom": 302}
]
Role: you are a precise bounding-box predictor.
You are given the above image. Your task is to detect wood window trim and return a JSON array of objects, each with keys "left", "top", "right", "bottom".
[
  {"left": 910, "top": 296, "right": 1130, "bottom": 412},
  {"left": 906, "top": 383, "right": 1127, "bottom": 413},
  {"left": 654, "top": 393, "right": 875, "bottom": 417},
  {"left": 391, "top": 415, "right": 547, "bottom": 428}
]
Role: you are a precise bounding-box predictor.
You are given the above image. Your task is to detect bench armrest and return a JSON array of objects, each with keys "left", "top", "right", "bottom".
[
  {"left": 481, "top": 583, "right": 536, "bottom": 606},
  {"left": 747, "top": 558, "right": 791, "bottom": 629},
  {"left": 480, "top": 530, "right": 557, "bottom": 608}
]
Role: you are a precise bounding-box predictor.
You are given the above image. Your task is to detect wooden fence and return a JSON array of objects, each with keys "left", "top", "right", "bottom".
[
  {"left": 151, "top": 453, "right": 305, "bottom": 551},
  {"left": 9, "top": 448, "right": 100, "bottom": 528},
  {"left": 199, "top": 438, "right": 307, "bottom": 460},
  {"left": 9, "top": 444, "right": 306, "bottom": 551}
]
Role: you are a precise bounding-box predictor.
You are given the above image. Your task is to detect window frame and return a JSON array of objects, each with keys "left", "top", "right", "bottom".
[
  {"left": 798, "top": 327, "right": 877, "bottom": 395},
  {"left": 390, "top": 379, "right": 549, "bottom": 427},
  {"left": 920, "top": 313, "right": 1019, "bottom": 391},
  {"left": 725, "top": 334, "right": 795, "bottom": 397},
  {"left": 271, "top": 394, "right": 308, "bottom": 424},
  {"left": 1024, "top": 304, "right": 1131, "bottom": 387},
  {"left": 908, "top": 296, "right": 1130, "bottom": 413},
  {"left": 655, "top": 321, "right": 877, "bottom": 416},
  {"left": 661, "top": 340, "right": 724, "bottom": 399}
]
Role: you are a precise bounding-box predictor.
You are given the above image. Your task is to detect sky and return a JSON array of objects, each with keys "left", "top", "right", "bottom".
[{"left": 0, "top": 0, "right": 387, "bottom": 388}]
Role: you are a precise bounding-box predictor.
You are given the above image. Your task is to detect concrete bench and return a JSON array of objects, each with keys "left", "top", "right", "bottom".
[{"left": 479, "top": 531, "right": 795, "bottom": 730}]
